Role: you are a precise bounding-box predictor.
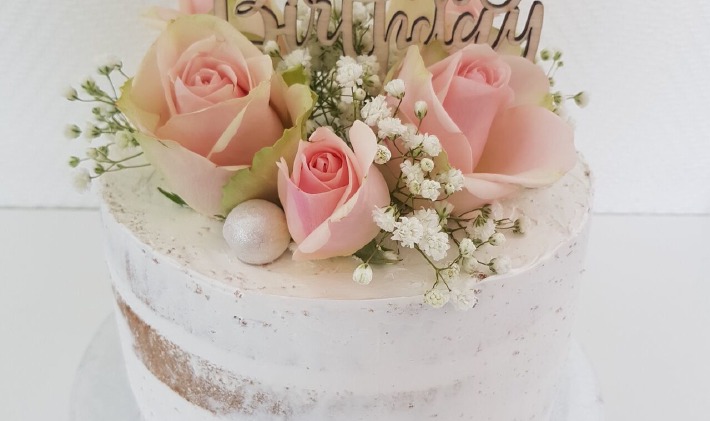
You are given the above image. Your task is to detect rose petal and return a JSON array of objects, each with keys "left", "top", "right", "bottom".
[
  {"left": 138, "top": 135, "right": 241, "bottom": 217},
  {"left": 155, "top": 96, "right": 251, "bottom": 158},
  {"left": 278, "top": 158, "right": 348, "bottom": 244},
  {"left": 292, "top": 166, "right": 391, "bottom": 260},
  {"left": 502, "top": 55, "right": 551, "bottom": 107},
  {"left": 396, "top": 46, "right": 475, "bottom": 172},
  {"left": 207, "top": 82, "right": 285, "bottom": 166},
  {"left": 349, "top": 121, "right": 379, "bottom": 176},
  {"left": 475, "top": 106, "right": 576, "bottom": 184},
  {"left": 179, "top": 0, "right": 213, "bottom": 14},
  {"left": 450, "top": 106, "right": 575, "bottom": 210}
]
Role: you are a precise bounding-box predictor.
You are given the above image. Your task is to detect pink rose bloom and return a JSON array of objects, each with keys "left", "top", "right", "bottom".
[
  {"left": 277, "top": 122, "right": 391, "bottom": 261},
  {"left": 394, "top": 44, "right": 576, "bottom": 211},
  {"left": 146, "top": 0, "right": 275, "bottom": 41},
  {"left": 179, "top": 0, "right": 213, "bottom": 14},
  {"left": 118, "top": 15, "right": 305, "bottom": 216}
]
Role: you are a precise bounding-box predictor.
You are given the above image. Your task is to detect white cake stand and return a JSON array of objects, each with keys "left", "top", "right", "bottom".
[{"left": 69, "top": 316, "right": 604, "bottom": 421}]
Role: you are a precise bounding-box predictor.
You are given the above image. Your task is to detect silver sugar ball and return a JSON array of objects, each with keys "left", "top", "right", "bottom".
[{"left": 223, "top": 200, "right": 291, "bottom": 265}]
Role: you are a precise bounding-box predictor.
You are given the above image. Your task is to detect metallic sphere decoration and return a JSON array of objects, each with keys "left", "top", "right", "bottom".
[{"left": 223, "top": 199, "right": 292, "bottom": 265}]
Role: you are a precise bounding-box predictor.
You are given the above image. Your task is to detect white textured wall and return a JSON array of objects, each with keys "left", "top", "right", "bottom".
[{"left": 1, "top": 0, "right": 709, "bottom": 213}]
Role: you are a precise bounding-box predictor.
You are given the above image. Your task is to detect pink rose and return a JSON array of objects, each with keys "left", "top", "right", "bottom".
[
  {"left": 277, "top": 122, "right": 391, "bottom": 261},
  {"left": 394, "top": 44, "right": 576, "bottom": 210},
  {"left": 179, "top": 0, "right": 213, "bottom": 14},
  {"left": 146, "top": 0, "right": 276, "bottom": 41},
  {"left": 119, "top": 15, "right": 306, "bottom": 216}
]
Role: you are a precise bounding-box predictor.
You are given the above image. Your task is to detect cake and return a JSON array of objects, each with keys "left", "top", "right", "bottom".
[
  {"left": 65, "top": 1, "right": 592, "bottom": 420},
  {"left": 101, "top": 159, "right": 591, "bottom": 421}
]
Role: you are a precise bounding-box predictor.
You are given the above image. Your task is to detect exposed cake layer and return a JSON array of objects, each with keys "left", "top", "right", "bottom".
[{"left": 100, "top": 159, "right": 592, "bottom": 421}]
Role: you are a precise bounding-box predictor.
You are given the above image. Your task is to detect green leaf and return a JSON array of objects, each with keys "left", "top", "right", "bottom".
[
  {"left": 157, "top": 187, "right": 188, "bottom": 207},
  {"left": 281, "top": 65, "right": 309, "bottom": 86}
]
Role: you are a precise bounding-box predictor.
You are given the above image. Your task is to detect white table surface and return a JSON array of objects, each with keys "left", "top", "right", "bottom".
[{"left": 0, "top": 210, "right": 708, "bottom": 421}]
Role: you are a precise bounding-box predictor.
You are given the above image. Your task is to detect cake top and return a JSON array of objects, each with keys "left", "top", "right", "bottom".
[
  {"left": 66, "top": 0, "right": 588, "bottom": 309},
  {"left": 101, "top": 159, "right": 590, "bottom": 300}
]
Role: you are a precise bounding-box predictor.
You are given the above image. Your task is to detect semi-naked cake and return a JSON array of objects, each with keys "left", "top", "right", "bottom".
[
  {"left": 100, "top": 158, "right": 591, "bottom": 421},
  {"left": 62, "top": 0, "right": 593, "bottom": 419}
]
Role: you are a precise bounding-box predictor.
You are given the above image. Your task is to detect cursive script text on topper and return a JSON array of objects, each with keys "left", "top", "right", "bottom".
[{"left": 214, "top": 0, "right": 544, "bottom": 72}]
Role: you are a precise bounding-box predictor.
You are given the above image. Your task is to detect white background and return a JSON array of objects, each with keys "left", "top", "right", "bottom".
[{"left": 0, "top": 1, "right": 709, "bottom": 421}]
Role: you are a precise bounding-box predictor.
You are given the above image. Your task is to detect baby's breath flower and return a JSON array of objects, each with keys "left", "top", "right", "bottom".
[
  {"left": 414, "top": 100, "right": 428, "bottom": 119},
  {"left": 439, "top": 169, "right": 465, "bottom": 194},
  {"left": 488, "top": 202, "right": 504, "bottom": 220},
  {"left": 64, "top": 124, "right": 81, "bottom": 139},
  {"left": 373, "top": 206, "right": 397, "bottom": 232},
  {"left": 407, "top": 179, "right": 422, "bottom": 195},
  {"left": 84, "top": 123, "right": 101, "bottom": 139},
  {"left": 514, "top": 216, "right": 531, "bottom": 234},
  {"left": 263, "top": 40, "right": 280, "bottom": 56},
  {"left": 384, "top": 79, "right": 405, "bottom": 99},
  {"left": 63, "top": 87, "right": 79, "bottom": 101},
  {"left": 462, "top": 257, "right": 483, "bottom": 274},
  {"left": 424, "top": 289, "right": 450, "bottom": 308},
  {"left": 419, "top": 231, "right": 450, "bottom": 261},
  {"left": 86, "top": 148, "right": 99, "bottom": 159},
  {"left": 451, "top": 289, "right": 478, "bottom": 311},
  {"left": 574, "top": 91, "right": 590, "bottom": 108},
  {"left": 414, "top": 208, "right": 441, "bottom": 233},
  {"left": 356, "top": 55, "right": 380, "bottom": 76},
  {"left": 352, "top": 2, "right": 369, "bottom": 24},
  {"left": 402, "top": 129, "right": 424, "bottom": 150},
  {"left": 420, "top": 179, "right": 441, "bottom": 201},
  {"left": 365, "top": 73, "right": 381, "bottom": 88},
  {"left": 68, "top": 156, "right": 81, "bottom": 168},
  {"left": 490, "top": 256, "right": 511, "bottom": 274},
  {"left": 353, "top": 88, "right": 367, "bottom": 101},
  {"left": 336, "top": 56, "right": 364, "bottom": 88},
  {"left": 540, "top": 49, "right": 551, "bottom": 61},
  {"left": 467, "top": 218, "right": 496, "bottom": 242},
  {"left": 94, "top": 54, "right": 122, "bottom": 74},
  {"left": 115, "top": 131, "right": 133, "bottom": 149},
  {"left": 353, "top": 263, "right": 373, "bottom": 285},
  {"left": 72, "top": 169, "right": 91, "bottom": 192},
  {"left": 434, "top": 201, "right": 455, "bottom": 218},
  {"left": 489, "top": 232, "right": 506, "bottom": 246},
  {"left": 440, "top": 263, "right": 461, "bottom": 282},
  {"left": 392, "top": 216, "right": 424, "bottom": 248},
  {"left": 420, "top": 157, "right": 435, "bottom": 173},
  {"left": 281, "top": 48, "right": 312, "bottom": 71},
  {"left": 360, "top": 95, "right": 391, "bottom": 126},
  {"left": 459, "top": 238, "right": 477, "bottom": 258},
  {"left": 81, "top": 76, "right": 97, "bottom": 91},
  {"left": 400, "top": 160, "right": 425, "bottom": 184},
  {"left": 421, "top": 134, "right": 442, "bottom": 156},
  {"left": 374, "top": 144, "right": 392, "bottom": 164},
  {"left": 377, "top": 117, "right": 407, "bottom": 139}
]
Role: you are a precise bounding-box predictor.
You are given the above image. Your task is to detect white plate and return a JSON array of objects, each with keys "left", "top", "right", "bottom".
[{"left": 69, "top": 316, "right": 604, "bottom": 421}]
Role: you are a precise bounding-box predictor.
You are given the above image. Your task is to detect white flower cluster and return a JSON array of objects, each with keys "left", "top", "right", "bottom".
[
  {"left": 375, "top": 207, "right": 451, "bottom": 262},
  {"left": 334, "top": 55, "right": 381, "bottom": 104},
  {"left": 279, "top": 48, "right": 312, "bottom": 72}
]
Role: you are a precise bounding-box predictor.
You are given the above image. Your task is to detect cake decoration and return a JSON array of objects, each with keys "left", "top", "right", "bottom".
[
  {"left": 223, "top": 199, "right": 292, "bottom": 264},
  {"left": 64, "top": 0, "right": 587, "bottom": 311}
]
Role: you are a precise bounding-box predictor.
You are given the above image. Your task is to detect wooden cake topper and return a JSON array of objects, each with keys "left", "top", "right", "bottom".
[{"left": 214, "top": 0, "right": 544, "bottom": 71}]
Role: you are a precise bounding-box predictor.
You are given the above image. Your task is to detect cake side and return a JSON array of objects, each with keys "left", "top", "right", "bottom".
[{"left": 101, "top": 158, "right": 591, "bottom": 421}]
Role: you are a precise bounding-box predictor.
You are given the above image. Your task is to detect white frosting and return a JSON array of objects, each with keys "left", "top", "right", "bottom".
[{"left": 101, "top": 159, "right": 592, "bottom": 421}]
